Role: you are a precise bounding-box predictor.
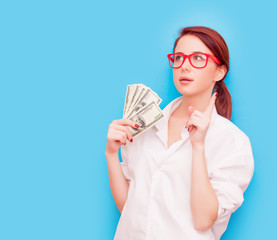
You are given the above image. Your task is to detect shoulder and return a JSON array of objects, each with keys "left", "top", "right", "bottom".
[
  {"left": 211, "top": 114, "right": 252, "bottom": 152},
  {"left": 207, "top": 113, "right": 254, "bottom": 169},
  {"left": 207, "top": 114, "right": 254, "bottom": 179}
]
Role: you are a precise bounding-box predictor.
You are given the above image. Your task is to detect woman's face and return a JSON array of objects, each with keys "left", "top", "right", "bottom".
[{"left": 173, "top": 34, "right": 225, "bottom": 97}]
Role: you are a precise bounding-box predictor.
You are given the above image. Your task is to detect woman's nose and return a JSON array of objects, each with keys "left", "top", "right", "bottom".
[{"left": 181, "top": 57, "right": 191, "bottom": 72}]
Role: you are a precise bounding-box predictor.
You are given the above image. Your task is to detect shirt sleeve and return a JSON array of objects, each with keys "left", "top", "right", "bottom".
[
  {"left": 209, "top": 135, "right": 254, "bottom": 226},
  {"left": 120, "top": 145, "right": 131, "bottom": 184}
]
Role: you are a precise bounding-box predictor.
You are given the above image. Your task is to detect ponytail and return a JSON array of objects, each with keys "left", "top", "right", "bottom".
[{"left": 214, "top": 80, "right": 232, "bottom": 120}]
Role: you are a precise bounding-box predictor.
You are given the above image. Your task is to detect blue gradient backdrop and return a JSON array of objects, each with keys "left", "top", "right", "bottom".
[{"left": 0, "top": 0, "right": 275, "bottom": 239}]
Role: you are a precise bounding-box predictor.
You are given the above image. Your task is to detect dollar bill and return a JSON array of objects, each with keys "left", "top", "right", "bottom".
[
  {"left": 125, "top": 84, "right": 147, "bottom": 117},
  {"left": 128, "top": 101, "right": 164, "bottom": 138},
  {"left": 123, "top": 84, "right": 136, "bottom": 118},
  {"left": 126, "top": 87, "right": 162, "bottom": 118},
  {"left": 123, "top": 83, "right": 164, "bottom": 137}
]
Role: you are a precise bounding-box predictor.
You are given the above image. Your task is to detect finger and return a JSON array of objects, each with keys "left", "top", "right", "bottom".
[
  {"left": 117, "top": 132, "right": 127, "bottom": 144},
  {"left": 186, "top": 110, "right": 203, "bottom": 126},
  {"left": 108, "top": 129, "right": 127, "bottom": 144},
  {"left": 186, "top": 116, "right": 204, "bottom": 130},
  {"left": 112, "top": 118, "right": 139, "bottom": 129},
  {"left": 114, "top": 134, "right": 126, "bottom": 145},
  {"left": 185, "top": 108, "right": 202, "bottom": 128},
  {"left": 185, "top": 106, "right": 194, "bottom": 129},
  {"left": 191, "top": 109, "right": 203, "bottom": 117},
  {"left": 204, "top": 92, "right": 218, "bottom": 117},
  {"left": 111, "top": 124, "right": 133, "bottom": 141},
  {"left": 187, "top": 122, "right": 196, "bottom": 133},
  {"left": 188, "top": 124, "right": 194, "bottom": 133}
]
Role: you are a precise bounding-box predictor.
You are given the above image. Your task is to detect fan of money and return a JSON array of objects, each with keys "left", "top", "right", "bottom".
[{"left": 123, "top": 84, "right": 164, "bottom": 138}]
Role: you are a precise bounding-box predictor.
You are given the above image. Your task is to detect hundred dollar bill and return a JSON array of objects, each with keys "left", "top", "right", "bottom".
[
  {"left": 128, "top": 101, "right": 164, "bottom": 138},
  {"left": 126, "top": 87, "right": 162, "bottom": 118},
  {"left": 123, "top": 84, "right": 136, "bottom": 118},
  {"left": 125, "top": 84, "right": 147, "bottom": 117},
  {"left": 124, "top": 84, "right": 140, "bottom": 118}
]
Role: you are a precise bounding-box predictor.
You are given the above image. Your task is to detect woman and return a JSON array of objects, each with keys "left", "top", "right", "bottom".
[{"left": 105, "top": 26, "right": 254, "bottom": 240}]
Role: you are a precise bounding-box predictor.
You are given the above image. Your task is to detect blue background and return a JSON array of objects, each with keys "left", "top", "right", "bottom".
[{"left": 0, "top": 0, "right": 276, "bottom": 239}]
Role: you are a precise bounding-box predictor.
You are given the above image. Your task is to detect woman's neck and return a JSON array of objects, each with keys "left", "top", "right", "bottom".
[{"left": 173, "top": 91, "right": 213, "bottom": 120}]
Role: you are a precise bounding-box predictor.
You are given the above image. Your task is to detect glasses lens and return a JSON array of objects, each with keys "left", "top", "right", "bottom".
[
  {"left": 169, "top": 54, "right": 184, "bottom": 68},
  {"left": 190, "top": 54, "right": 207, "bottom": 68}
]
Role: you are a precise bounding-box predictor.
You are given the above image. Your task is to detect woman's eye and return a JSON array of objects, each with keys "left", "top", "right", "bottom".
[
  {"left": 193, "top": 54, "right": 206, "bottom": 61},
  {"left": 175, "top": 55, "right": 183, "bottom": 61}
]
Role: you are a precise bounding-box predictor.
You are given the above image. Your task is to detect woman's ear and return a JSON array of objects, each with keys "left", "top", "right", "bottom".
[{"left": 214, "top": 65, "right": 227, "bottom": 82}]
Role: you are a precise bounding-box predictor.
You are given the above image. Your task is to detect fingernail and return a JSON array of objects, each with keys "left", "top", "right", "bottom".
[
  {"left": 130, "top": 139, "right": 133, "bottom": 142},
  {"left": 215, "top": 92, "right": 218, "bottom": 97},
  {"left": 135, "top": 124, "right": 139, "bottom": 128}
]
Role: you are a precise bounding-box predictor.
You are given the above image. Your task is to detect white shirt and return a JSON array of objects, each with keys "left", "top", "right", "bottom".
[{"left": 115, "top": 96, "right": 254, "bottom": 240}]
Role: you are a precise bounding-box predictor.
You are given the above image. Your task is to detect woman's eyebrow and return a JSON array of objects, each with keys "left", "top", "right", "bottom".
[
  {"left": 192, "top": 51, "right": 204, "bottom": 53},
  {"left": 175, "top": 51, "right": 205, "bottom": 54}
]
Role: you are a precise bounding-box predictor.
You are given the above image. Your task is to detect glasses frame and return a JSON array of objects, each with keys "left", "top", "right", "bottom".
[{"left": 167, "top": 53, "right": 222, "bottom": 69}]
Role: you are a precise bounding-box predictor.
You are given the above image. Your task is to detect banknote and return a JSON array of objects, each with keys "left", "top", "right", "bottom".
[
  {"left": 123, "top": 84, "right": 136, "bottom": 118},
  {"left": 123, "top": 84, "right": 164, "bottom": 138},
  {"left": 123, "top": 84, "right": 162, "bottom": 118},
  {"left": 126, "top": 84, "right": 146, "bottom": 117},
  {"left": 128, "top": 101, "right": 164, "bottom": 138},
  {"left": 126, "top": 87, "right": 162, "bottom": 118}
]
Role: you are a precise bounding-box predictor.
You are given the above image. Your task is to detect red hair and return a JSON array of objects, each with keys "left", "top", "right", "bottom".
[{"left": 173, "top": 26, "right": 232, "bottom": 120}]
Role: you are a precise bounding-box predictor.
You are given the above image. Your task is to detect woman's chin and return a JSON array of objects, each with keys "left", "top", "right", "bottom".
[{"left": 175, "top": 87, "right": 194, "bottom": 96}]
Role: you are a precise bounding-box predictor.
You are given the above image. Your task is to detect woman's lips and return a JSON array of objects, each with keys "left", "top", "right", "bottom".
[{"left": 179, "top": 77, "right": 193, "bottom": 84}]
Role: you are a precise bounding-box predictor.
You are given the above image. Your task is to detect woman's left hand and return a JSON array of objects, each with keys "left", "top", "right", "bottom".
[{"left": 185, "top": 92, "right": 218, "bottom": 148}]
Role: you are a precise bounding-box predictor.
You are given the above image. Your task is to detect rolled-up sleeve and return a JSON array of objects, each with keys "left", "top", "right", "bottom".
[
  {"left": 209, "top": 135, "right": 254, "bottom": 227},
  {"left": 120, "top": 145, "right": 131, "bottom": 184}
]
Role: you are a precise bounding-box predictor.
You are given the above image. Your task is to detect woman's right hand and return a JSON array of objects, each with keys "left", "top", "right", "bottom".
[{"left": 105, "top": 119, "right": 139, "bottom": 156}]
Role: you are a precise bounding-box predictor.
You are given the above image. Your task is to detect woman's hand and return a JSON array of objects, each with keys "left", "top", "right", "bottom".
[
  {"left": 185, "top": 92, "right": 218, "bottom": 148},
  {"left": 105, "top": 118, "right": 139, "bottom": 156}
]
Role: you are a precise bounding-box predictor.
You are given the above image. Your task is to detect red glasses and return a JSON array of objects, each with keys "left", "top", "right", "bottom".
[{"left": 167, "top": 53, "right": 222, "bottom": 69}]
